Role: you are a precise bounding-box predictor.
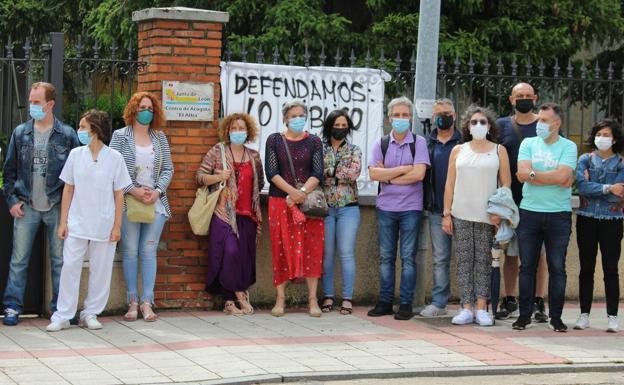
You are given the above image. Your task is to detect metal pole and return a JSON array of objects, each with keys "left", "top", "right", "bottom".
[
  {"left": 49, "top": 32, "right": 64, "bottom": 119},
  {"left": 412, "top": 0, "right": 441, "bottom": 135},
  {"left": 412, "top": 0, "right": 441, "bottom": 309}
]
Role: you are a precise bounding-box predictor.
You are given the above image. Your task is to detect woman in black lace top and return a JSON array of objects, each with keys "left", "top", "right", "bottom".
[{"left": 265, "top": 100, "right": 325, "bottom": 317}]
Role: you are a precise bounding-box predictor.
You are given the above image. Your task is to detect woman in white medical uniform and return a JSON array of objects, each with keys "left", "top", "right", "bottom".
[{"left": 46, "top": 110, "right": 132, "bottom": 331}]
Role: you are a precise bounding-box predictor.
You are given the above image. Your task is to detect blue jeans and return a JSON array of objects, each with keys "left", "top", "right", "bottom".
[
  {"left": 120, "top": 212, "right": 166, "bottom": 304},
  {"left": 377, "top": 209, "right": 422, "bottom": 304},
  {"left": 517, "top": 209, "right": 571, "bottom": 319},
  {"left": 322, "top": 206, "right": 360, "bottom": 300},
  {"left": 428, "top": 213, "right": 452, "bottom": 308},
  {"left": 3, "top": 204, "right": 63, "bottom": 313}
]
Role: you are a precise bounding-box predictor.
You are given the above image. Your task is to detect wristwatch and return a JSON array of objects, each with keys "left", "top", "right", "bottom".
[
  {"left": 529, "top": 170, "right": 536, "bottom": 180},
  {"left": 603, "top": 184, "right": 612, "bottom": 195},
  {"left": 300, "top": 186, "right": 308, "bottom": 194}
]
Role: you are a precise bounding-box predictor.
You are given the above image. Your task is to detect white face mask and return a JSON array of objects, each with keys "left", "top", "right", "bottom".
[
  {"left": 595, "top": 136, "right": 613, "bottom": 151},
  {"left": 470, "top": 123, "right": 488, "bottom": 140}
]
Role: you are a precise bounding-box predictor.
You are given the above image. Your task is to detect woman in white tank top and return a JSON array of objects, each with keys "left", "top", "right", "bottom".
[{"left": 442, "top": 105, "right": 511, "bottom": 327}]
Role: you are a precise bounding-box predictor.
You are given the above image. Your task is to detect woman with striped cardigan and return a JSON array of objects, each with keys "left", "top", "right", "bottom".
[{"left": 109, "top": 92, "right": 173, "bottom": 322}]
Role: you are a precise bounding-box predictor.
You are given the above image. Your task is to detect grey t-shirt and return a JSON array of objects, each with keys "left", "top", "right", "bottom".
[{"left": 31, "top": 128, "right": 53, "bottom": 211}]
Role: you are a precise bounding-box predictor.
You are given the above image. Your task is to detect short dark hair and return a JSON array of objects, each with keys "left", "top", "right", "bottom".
[
  {"left": 539, "top": 102, "right": 564, "bottom": 125},
  {"left": 81, "top": 109, "right": 111, "bottom": 143},
  {"left": 322, "top": 109, "right": 356, "bottom": 144},
  {"left": 587, "top": 119, "right": 623, "bottom": 154},
  {"left": 460, "top": 105, "right": 499, "bottom": 143}
]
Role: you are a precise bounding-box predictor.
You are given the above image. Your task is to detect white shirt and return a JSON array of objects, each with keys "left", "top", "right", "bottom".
[
  {"left": 60, "top": 146, "right": 132, "bottom": 241},
  {"left": 135, "top": 144, "right": 166, "bottom": 216},
  {"left": 451, "top": 143, "right": 499, "bottom": 224}
]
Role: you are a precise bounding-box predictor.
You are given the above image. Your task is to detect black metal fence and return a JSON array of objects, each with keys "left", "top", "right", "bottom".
[
  {"left": 0, "top": 32, "right": 144, "bottom": 153},
  {"left": 224, "top": 44, "right": 624, "bottom": 147}
]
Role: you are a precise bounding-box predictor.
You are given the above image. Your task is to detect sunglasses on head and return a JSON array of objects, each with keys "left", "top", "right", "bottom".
[{"left": 470, "top": 119, "right": 488, "bottom": 126}]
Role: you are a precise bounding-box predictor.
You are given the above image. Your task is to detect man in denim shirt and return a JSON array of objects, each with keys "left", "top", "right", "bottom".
[{"left": 2, "top": 82, "right": 79, "bottom": 325}]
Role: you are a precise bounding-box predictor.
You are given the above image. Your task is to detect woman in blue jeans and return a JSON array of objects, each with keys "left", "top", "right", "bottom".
[
  {"left": 321, "top": 110, "right": 362, "bottom": 315},
  {"left": 109, "top": 92, "right": 173, "bottom": 322},
  {"left": 575, "top": 119, "right": 624, "bottom": 333}
]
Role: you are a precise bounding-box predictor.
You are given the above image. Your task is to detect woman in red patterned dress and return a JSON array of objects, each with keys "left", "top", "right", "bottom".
[{"left": 265, "top": 100, "right": 325, "bottom": 317}]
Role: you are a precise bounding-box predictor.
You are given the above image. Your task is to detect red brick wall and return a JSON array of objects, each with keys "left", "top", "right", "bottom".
[{"left": 137, "top": 19, "right": 224, "bottom": 308}]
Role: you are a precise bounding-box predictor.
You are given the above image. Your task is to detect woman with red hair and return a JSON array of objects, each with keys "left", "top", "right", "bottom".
[{"left": 109, "top": 92, "right": 173, "bottom": 322}]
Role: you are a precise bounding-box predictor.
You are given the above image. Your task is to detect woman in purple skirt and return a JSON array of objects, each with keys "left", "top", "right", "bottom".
[{"left": 196, "top": 113, "right": 264, "bottom": 315}]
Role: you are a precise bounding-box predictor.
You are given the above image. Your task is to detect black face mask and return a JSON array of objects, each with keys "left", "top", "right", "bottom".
[
  {"left": 331, "top": 128, "right": 349, "bottom": 140},
  {"left": 435, "top": 114, "right": 454, "bottom": 130},
  {"left": 514, "top": 98, "right": 534, "bottom": 114}
]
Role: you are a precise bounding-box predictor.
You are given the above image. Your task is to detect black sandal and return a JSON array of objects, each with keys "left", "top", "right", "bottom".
[
  {"left": 321, "top": 296, "right": 334, "bottom": 313},
  {"left": 340, "top": 299, "right": 353, "bottom": 315}
]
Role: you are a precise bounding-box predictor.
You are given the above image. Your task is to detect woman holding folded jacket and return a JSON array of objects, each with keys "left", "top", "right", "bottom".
[{"left": 443, "top": 105, "right": 511, "bottom": 327}]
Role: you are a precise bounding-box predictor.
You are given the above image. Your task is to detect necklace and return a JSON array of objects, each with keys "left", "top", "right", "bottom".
[{"left": 229, "top": 145, "right": 247, "bottom": 179}]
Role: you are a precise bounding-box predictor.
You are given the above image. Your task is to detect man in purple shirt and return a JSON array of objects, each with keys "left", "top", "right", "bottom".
[{"left": 367, "top": 96, "right": 431, "bottom": 320}]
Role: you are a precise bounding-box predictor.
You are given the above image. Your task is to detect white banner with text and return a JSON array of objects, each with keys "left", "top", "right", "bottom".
[{"left": 220, "top": 61, "right": 391, "bottom": 196}]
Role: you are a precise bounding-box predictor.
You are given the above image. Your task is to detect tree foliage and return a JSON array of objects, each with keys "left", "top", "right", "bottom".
[{"left": 0, "top": 0, "right": 623, "bottom": 68}]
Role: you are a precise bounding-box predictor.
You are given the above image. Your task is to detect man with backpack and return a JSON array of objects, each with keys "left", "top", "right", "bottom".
[
  {"left": 367, "top": 97, "right": 430, "bottom": 320},
  {"left": 495, "top": 82, "right": 549, "bottom": 323}
]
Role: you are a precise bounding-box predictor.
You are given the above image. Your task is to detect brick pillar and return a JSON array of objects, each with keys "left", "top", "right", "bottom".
[{"left": 133, "top": 7, "right": 229, "bottom": 309}]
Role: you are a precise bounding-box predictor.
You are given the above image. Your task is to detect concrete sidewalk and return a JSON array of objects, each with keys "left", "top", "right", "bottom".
[{"left": 1, "top": 305, "right": 623, "bottom": 385}]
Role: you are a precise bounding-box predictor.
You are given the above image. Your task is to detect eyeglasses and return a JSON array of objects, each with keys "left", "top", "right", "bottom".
[{"left": 470, "top": 119, "right": 488, "bottom": 126}]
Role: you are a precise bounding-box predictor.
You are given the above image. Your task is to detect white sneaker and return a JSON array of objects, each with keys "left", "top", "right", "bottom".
[
  {"left": 574, "top": 313, "right": 590, "bottom": 330},
  {"left": 420, "top": 304, "right": 447, "bottom": 317},
  {"left": 607, "top": 315, "right": 619, "bottom": 333},
  {"left": 46, "top": 320, "right": 70, "bottom": 332},
  {"left": 81, "top": 315, "right": 102, "bottom": 330},
  {"left": 451, "top": 308, "right": 474, "bottom": 325},
  {"left": 475, "top": 309, "right": 494, "bottom": 326}
]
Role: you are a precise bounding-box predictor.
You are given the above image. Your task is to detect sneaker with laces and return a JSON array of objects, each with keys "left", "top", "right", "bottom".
[
  {"left": 81, "top": 314, "right": 103, "bottom": 330},
  {"left": 394, "top": 304, "right": 414, "bottom": 320},
  {"left": 2, "top": 308, "right": 19, "bottom": 326},
  {"left": 495, "top": 296, "right": 519, "bottom": 320},
  {"left": 419, "top": 304, "right": 447, "bottom": 317},
  {"left": 533, "top": 297, "right": 549, "bottom": 323},
  {"left": 367, "top": 302, "right": 393, "bottom": 317},
  {"left": 512, "top": 315, "right": 532, "bottom": 330},
  {"left": 46, "top": 320, "right": 70, "bottom": 332},
  {"left": 475, "top": 309, "right": 494, "bottom": 326},
  {"left": 607, "top": 315, "right": 619, "bottom": 333},
  {"left": 549, "top": 317, "right": 568, "bottom": 332},
  {"left": 451, "top": 308, "right": 474, "bottom": 325},
  {"left": 574, "top": 313, "right": 590, "bottom": 330}
]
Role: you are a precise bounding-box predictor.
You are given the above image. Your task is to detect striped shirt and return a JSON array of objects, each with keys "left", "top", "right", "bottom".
[{"left": 109, "top": 126, "right": 174, "bottom": 218}]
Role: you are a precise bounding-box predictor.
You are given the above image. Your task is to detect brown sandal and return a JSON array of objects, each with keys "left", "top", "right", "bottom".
[
  {"left": 223, "top": 301, "right": 243, "bottom": 315},
  {"left": 140, "top": 302, "right": 158, "bottom": 322},
  {"left": 321, "top": 297, "right": 334, "bottom": 313},
  {"left": 237, "top": 291, "right": 254, "bottom": 315},
  {"left": 124, "top": 302, "right": 139, "bottom": 321},
  {"left": 340, "top": 300, "right": 353, "bottom": 315}
]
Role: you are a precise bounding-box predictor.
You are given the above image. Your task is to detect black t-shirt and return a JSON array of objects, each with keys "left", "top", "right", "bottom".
[{"left": 496, "top": 116, "right": 537, "bottom": 205}]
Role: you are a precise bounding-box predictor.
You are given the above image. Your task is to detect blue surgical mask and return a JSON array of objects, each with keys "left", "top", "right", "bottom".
[
  {"left": 535, "top": 121, "right": 552, "bottom": 140},
  {"left": 137, "top": 109, "right": 154, "bottom": 125},
  {"left": 229, "top": 131, "right": 247, "bottom": 145},
  {"left": 288, "top": 117, "right": 306, "bottom": 133},
  {"left": 77, "top": 130, "right": 91, "bottom": 145},
  {"left": 29, "top": 104, "right": 46, "bottom": 121},
  {"left": 391, "top": 118, "right": 411, "bottom": 134}
]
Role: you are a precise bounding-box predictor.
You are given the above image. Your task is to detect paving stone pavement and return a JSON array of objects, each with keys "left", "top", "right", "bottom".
[{"left": 0, "top": 305, "right": 623, "bottom": 385}]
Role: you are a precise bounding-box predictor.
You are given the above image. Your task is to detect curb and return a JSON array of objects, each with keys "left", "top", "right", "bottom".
[{"left": 185, "top": 363, "right": 624, "bottom": 384}]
